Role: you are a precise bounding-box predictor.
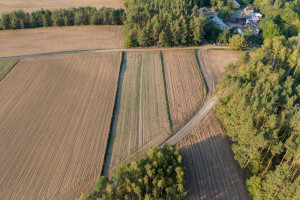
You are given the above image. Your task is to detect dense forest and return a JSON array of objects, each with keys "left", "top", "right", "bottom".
[
  {"left": 254, "top": 0, "right": 300, "bottom": 40},
  {"left": 123, "top": 0, "right": 206, "bottom": 47},
  {"left": 0, "top": 7, "right": 125, "bottom": 30},
  {"left": 78, "top": 146, "right": 186, "bottom": 200},
  {"left": 215, "top": 36, "right": 299, "bottom": 199}
]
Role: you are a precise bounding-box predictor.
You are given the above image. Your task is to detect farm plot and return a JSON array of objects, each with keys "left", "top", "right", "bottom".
[
  {"left": 162, "top": 50, "right": 207, "bottom": 132},
  {"left": 0, "top": 25, "right": 124, "bottom": 58},
  {"left": 0, "top": 0, "right": 124, "bottom": 16},
  {"left": 199, "top": 49, "right": 244, "bottom": 82},
  {"left": 0, "top": 52, "right": 121, "bottom": 200},
  {"left": 176, "top": 111, "right": 249, "bottom": 200},
  {"left": 109, "top": 51, "right": 170, "bottom": 168}
]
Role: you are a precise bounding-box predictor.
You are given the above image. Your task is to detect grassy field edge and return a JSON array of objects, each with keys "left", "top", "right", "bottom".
[
  {"left": 0, "top": 60, "right": 19, "bottom": 81},
  {"left": 159, "top": 51, "right": 173, "bottom": 135},
  {"left": 101, "top": 52, "right": 125, "bottom": 176}
]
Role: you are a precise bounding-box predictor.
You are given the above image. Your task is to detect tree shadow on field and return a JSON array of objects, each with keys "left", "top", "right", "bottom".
[
  {"left": 102, "top": 52, "right": 127, "bottom": 176},
  {"left": 178, "top": 134, "right": 250, "bottom": 200}
]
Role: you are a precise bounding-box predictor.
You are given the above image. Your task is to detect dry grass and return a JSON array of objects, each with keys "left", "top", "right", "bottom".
[
  {"left": 176, "top": 111, "right": 250, "bottom": 200},
  {"left": 0, "top": 25, "right": 124, "bottom": 57},
  {"left": 205, "top": 50, "right": 244, "bottom": 82},
  {"left": 110, "top": 51, "right": 170, "bottom": 168},
  {"left": 0, "top": 52, "right": 121, "bottom": 200},
  {"left": 162, "top": 50, "right": 207, "bottom": 132},
  {"left": 0, "top": 0, "right": 124, "bottom": 16}
]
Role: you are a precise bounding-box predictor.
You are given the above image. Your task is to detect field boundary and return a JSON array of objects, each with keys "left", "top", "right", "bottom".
[
  {"left": 0, "top": 60, "right": 19, "bottom": 82},
  {"left": 102, "top": 52, "right": 126, "bottom": 177},
  {"left": 195, "top": 50, "right": 209, "bottom": 94},
  {"left": 160, "top": 51, "right": 173, "bottom": 134}
]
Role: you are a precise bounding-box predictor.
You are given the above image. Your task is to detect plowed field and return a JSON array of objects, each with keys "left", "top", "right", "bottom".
[
  {"left": 0, "top": 0, "right": 124, "bottom": 16},
  {"left": 0, "top": 52, "right": 121, "bottom": 200},
  {"left": 0, "top": 26, "right": 124, "bottom": 58},
  {"left": 176, "top": 111, "right": 249, "bottom": 200},
  {"left": 162, "top": 50, "right": 207, "bottom": 132},
  {"left": 109, "top": 51, "right": 170, "bottom": 168}
]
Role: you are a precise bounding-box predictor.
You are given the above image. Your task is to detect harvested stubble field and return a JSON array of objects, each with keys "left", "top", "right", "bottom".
[
  {"left": 0, "top": 0, "right": 124, "bottom": 16},
  {"left": 162, "top": 50, "right": 207, "bottom": 132},
  {"left": 0, "top": 59, "right": 18, "bottom": 81},
  {"left": 109, "top": 51, "right": 171, "bottom": 168},
  {"left": 199, "top": 49, "right": 244, "bottom": 82},
  {"left": 0, "top": 26, "right": 124, "bottom": 58},
  {"left": 176, "top": 111, "right": 249, "bottom": 200},
  {"left": 0, "top": 52, "right": 121, "bottom": 200}
]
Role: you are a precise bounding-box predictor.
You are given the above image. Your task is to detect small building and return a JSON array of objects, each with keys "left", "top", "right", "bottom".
[
  {"left": 238, "top": 23, "right": 259, "bottom": 35},
  {"left": 210, "top": 16, "right": 230, "bottom": 29},
  {"left": 229, "top": 11, "right": 249, "bottom": 23},
  {"left": 250, "top": 12, "right": 262, "bottom": 20}
]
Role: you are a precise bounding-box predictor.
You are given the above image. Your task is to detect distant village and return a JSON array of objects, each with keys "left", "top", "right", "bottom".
[{"left": 201, "top": 2, "right": 263, "bottom": 44}]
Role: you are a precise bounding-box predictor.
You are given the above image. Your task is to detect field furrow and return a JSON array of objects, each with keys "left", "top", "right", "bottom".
[
  {"left": 0, "top": 52, "right": 121, "bottom": 200},
  {"left": 162, "top": 50, "right": 207, "bottom": 132},
  {"left": 176, "top": 111, "right": 250, "bottom": 200},
  {"left": 110, "top": 51, "right": 170, "bottom": 168}
]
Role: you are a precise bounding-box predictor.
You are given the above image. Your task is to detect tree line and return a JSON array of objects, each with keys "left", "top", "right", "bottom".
[
  {"left": 78, "top": 146, "right": 187, "bottom": 200},
  {"left": 215, "top": 36, "right": 299, "bottom": 200},
  {"left": 0, "top": 7, "right": 125, "bottom": 30},
  {"left": 123, "top": 0, "right": 206, "bottom": 47}
]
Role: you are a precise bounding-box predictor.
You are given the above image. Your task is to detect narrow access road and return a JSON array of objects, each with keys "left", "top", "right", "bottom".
[
  {"left": 160, "top": 96, "right": 218, "bottom": 147},
  {"left": 0, "top": 45, "right": 228, "bottom": 61}
]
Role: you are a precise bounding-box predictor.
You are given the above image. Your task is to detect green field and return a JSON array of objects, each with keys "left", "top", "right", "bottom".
[{"left": 0, "top": 60, "right": 18, "bottom": 81}]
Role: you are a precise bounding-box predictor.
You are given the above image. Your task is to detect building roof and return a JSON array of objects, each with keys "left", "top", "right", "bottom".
[{"left": 210, "top": 16, "right": 230, "bottom": 29}]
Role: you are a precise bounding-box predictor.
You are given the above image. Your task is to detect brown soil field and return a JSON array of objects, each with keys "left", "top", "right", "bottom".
[
  {"left": 176, "top": 111, "right": 250, "bottom": 200},
  {"left": 162, "top": 50, "right": 207, "bottom": 132},
  {"left": 200, "top": 49, "right": 244, "bottom": 82},
  {"left": 0, "top": 52, "right": 122, "bottom": 200},
  {"left": 0, "top": 0, "right": 124, "bottom": 16},
  {"left": 109, "top": 51, "right": 170, "bottom": 168},
  {"left": 0, "top": 25, "right": 124, "bottom": 58}
]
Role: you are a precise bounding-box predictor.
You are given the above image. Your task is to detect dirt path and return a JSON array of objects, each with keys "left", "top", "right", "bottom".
[
  {"left": 161, "top": 97, "right": 218, "bottom": 147},
  {"left": 0, "top": 45, "right": 228, "bottom": 61}
]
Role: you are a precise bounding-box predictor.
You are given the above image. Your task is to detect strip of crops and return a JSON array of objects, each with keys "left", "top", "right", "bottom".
[
  {"left": 162, "top": 50, "right": 207, "bottom": 132},
  {"left": 110, "top": 51, "right": 171, "bottom": 168}
]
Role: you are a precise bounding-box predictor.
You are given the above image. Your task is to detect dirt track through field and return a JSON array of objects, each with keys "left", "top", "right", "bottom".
[
  {"left": 176, "top": 111, "right": 250, "bottom": 200},
  {"left": 162, "top": 50, "right": 207, "bottom": 132},
  {"left": 108, "top": 51, "right": 170, "bottom": 172},
  {"left": 0, "top": 52, "right": 121, "bottom": 200}
]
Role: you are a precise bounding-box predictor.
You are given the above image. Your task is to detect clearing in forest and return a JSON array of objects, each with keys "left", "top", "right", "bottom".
[
  {"left": 176, "top": 111, "right": 250, "bottom": 200},
  {"left": 0, "top": 26, "right": 124, "bottom": 58},
  {"left": 162, "top": 50, "right": 207, "bottom": 132},
  {"left": 109, "top": 51, "right": 170, "bottom": 168},
  {"left": 0, "top": 0, "right": 124, "bottom": 16},
  {"left": 0, "top": 52, "right": 121, "bottom": 200},
  {"left": 0, "top": 59, "right": 18, "bottom": 81}
]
